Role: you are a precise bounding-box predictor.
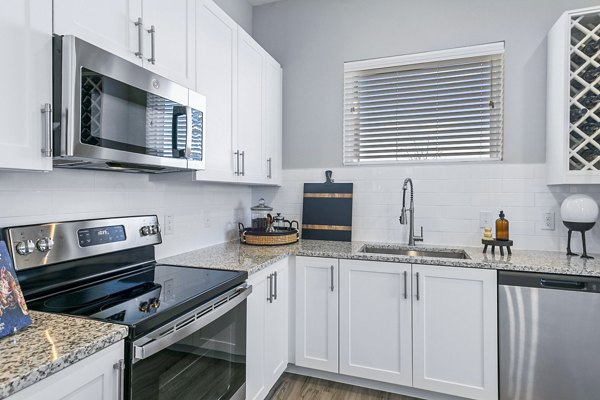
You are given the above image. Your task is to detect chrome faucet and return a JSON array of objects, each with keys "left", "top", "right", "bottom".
[{"left": 399, "top": 178, "right": 424, "bottom": 246}]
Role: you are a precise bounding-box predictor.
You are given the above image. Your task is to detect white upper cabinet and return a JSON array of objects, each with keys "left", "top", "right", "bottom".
[
  {"left": 339, "top": 260, "right": 413, "bottom": 387},
  {"left": 142, "top": 0, "right": 196, "bottom": 87},
  {"left": 263, "top": 55, "right": 283, "bottom": 185},
  {"left": 547, "top": 6, "right": 600, "bottom": 184},
  {"left": 54, "top": 0, "right": 143, "bottom": 66},
  {"left": 194, "top": 0, "right": 237, "bottom": 182},
  {"left": 412, "top": 264, "right": 498, "bottom": 400},
  {"left": 236, "top": 28, "right": 266, "bottom": 183},
  {"left": 295, "top": 257, "right": 339, "bottom": 373},
  {"left": 54, "top": 0, "right": 194, "bottom": 86},
  {"left": 0, "top": 0, "right": 53, "bottom": 171}
]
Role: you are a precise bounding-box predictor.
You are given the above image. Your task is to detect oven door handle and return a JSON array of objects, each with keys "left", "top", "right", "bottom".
[{"left": 132, "top": 284, "right": 252, "bottom": 363}]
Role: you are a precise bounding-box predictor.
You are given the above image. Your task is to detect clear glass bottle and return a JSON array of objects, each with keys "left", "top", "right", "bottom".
[{"left": 496, "top": 211, "right": 509, "bottom": 241}]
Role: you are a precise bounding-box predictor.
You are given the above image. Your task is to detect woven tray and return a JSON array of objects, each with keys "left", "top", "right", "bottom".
[{"left": 238, "top": 224, "right": 299, "bottom": 246}]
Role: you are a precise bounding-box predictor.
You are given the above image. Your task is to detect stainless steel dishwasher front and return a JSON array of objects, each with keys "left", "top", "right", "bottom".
[{"left": 499, "top": 271, "right": 600, "bottom": 400}]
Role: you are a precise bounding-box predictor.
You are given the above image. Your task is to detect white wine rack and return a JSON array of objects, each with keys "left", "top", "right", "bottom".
[
  {"left": 547, "top": 6, "right": 600, "bottom": 184},
  {"left": 569, "top": 13, "right": 600, "bottom": 171}
]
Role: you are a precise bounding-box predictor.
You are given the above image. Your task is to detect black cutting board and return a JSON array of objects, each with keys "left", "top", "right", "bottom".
[{"left": 301, "top": 183, "right": 353, "bottom": 241}]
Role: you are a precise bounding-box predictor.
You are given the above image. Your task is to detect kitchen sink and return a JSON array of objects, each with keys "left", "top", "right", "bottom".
[{"left": 359, "top": 245, "right": 470, "bottom": 259}]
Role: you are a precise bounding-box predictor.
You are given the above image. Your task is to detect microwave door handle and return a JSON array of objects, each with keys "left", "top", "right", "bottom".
[{"left": 171, "top": 106, "right": 187, "bottom": 158}]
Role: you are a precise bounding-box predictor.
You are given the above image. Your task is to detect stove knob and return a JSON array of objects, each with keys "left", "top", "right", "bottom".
[
  {"left": 150, "top": 225, "right": 158, "bottom": 235},
  {"left": 139, "top": 302, "right": 150, "bottom": 313},
  {"left": 16, "top": 240, "right": 35, "bottom": 255},
  {"left": 150, "top": 298, "right": 161, "bottom": 309},
  {"left": 36, "top": 237, "right": 54, "bottom": 252},
  {"left": 140, "top": 226, "right": 150, "bottom": 236}
]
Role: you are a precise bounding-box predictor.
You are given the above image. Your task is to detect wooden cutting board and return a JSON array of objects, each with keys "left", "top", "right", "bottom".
[{"left": 301, "top": 182, "right": 353, "bottom": 241}]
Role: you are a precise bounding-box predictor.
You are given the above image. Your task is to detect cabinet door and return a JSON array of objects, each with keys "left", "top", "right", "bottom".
[
  {"left": 339, "top": 260, "right": 412, "bottom": 386},
  {"left": 0, "top": 0, "right": 52, "bottom": 171},
  {"left": 143, "top": 0, "right": 195, "bottom": 87},
  {"left": 265, "top": 263, "right": 289, "bottom": 389},
  {"left": 263, "top": 55, "right": 283, "bottom": 185},
  {"left": 8, "top": 341, "right": 124, "bottom": 400},
  {"left": 295, "top": 257, "right": 338, "bottom": 373},
  {"left": 53, "top": 0, "right": 142, "bottom": 65},
  {"left": 246, "top": 275, "right": 268, "bottom": 400},
  {"left": 412, "top": 265, "right": 498, "bottom": 400},
  {"left": 194, "top": 0, "right": 237, "bottom": 183},
  {"left": 236, "top": 28, "right": 265, "bottom": 183}
]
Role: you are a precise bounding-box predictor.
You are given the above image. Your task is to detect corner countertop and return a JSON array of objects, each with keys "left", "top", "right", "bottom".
[
  {"left": 0, "top": 311, "right": 128, "bottom": 399},
  {"left": 159, "top": 239, "right": 600, "bottom": 277}
]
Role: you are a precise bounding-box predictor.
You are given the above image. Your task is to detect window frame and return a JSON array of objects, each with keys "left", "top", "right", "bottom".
[{"left": 343, "top": 42, "right": 505, "bottom": 166}]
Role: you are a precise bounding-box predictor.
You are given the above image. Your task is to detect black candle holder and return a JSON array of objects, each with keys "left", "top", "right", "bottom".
[{"left": 564, "top": 221, "right": 595, "bottom": 259}]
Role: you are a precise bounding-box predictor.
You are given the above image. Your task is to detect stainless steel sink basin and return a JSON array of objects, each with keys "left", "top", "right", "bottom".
[{"left": 359, "top": 245, "right": 470, "bottom": 259}]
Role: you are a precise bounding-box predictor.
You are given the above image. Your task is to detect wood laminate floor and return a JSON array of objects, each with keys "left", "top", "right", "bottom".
[{"left": 265, "top": 373, "right": 423, "bottom": 400}]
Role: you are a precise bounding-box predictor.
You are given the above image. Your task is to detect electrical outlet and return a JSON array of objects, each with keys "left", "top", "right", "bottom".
[
  {"left": 479, "top": 211, "right": 493, "bottom": 228},
  {"left": 542, "top": 212, "right": 555, "bottom": 230},
  {"left": 164, "top": 214, "right": 175, "bottom": 235}
]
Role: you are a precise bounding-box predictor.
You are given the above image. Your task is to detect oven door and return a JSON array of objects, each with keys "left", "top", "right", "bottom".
[
  {"left": 56, "top": 35, "right": 205, "bottom": 171},
  {"left": 130, "top": 285, "right": 251, "bottom": 400}
]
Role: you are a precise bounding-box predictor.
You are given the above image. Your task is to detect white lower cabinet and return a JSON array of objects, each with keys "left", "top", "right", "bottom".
[
  {"left": 339, "top": 260, "right": 412, "bottom": 386},
  {"left": 294, "top": 257, "right": 498, "bottom": 400},
  {"left": 246, "top": 259, "right": 289, "bottom": 400},
  {"left": 8, "top": 341, "right": 124, "bottom": 400},
  {"left": 295, "top": 257, "right": 339, "bottom": 373},
  {"left": 412, "top": 264, "right": 498, "bottom": 400}
]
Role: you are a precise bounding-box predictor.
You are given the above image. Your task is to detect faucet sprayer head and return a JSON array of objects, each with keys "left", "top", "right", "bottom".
[{"left": 399, "top": 207, "right": 407, "bottom": 225}]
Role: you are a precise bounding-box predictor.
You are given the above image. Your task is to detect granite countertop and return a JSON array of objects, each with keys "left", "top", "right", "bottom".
[
  {"left": 160, "top": 239, "right": 600, "bottom": 277},
  {"left": 0, "top": 311, "right": 128, "bottom": 399}
]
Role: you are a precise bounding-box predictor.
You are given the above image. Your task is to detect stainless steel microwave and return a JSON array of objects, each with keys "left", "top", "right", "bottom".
[{"left": 53, "top": 35, "right": 205, "bottom": 173}]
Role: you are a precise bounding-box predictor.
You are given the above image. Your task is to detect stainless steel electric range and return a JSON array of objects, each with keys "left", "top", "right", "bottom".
[{"left": 5, "top": 215, "right": 250, "bottom": 400}]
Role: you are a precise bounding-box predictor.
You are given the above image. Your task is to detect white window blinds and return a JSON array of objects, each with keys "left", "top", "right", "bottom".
[{"left": 344, "top": 43, "right": 504, "bottom": 165}]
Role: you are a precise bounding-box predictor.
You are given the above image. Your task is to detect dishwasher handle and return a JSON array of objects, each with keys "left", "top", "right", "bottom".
[
  {"left": 541, "top": 278, "right": 586, "bottom": 290},
  {"left": 499, "top": 271, "right": 600, "bottom": 293}
]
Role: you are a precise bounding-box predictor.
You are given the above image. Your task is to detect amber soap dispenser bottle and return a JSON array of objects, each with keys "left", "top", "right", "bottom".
[{"left": 496, "top": 210, "right": 509, "bottom": 241}]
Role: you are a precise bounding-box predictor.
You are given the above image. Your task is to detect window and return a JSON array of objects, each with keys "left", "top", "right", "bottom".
[{"left": 343, "top": 43, "right": 504, "bottom": 165}]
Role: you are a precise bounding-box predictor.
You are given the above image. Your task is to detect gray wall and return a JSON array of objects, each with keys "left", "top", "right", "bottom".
[
  {"left": 253, "top": 0, "right": 600, "bottom": 169},
  {"left": 215, "top": 0, "right": 253, "bottom": 34}
]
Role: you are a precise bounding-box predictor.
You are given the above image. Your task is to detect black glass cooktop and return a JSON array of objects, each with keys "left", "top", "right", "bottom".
[{"left": 27, "top": 264, "right": 247, "bottom": 338}]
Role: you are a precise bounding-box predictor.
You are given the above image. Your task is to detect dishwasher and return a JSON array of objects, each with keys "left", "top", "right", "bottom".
[{"left": 499, "top": 271, "right": 600, "bottom": 400}]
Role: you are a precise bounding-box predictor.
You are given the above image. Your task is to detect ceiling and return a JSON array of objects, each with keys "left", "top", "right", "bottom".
[{"left": 247, "top": 0, "right": 282, "bottom": 6}]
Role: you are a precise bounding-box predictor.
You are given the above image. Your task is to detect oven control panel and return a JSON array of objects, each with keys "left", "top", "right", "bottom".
[
  {"left": 5, "top": 215, "right": 162, "bottom": 271},
  {"left": 78, "top": 225, "right": 126, "bottom": 247}
]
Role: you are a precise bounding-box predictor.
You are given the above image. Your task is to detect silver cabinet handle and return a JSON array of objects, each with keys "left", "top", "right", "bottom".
[
  {"left": 267, "top": 157, "right": 272, "bottom": 179},
  {"left": 147, "top": 25, "right": 156, "bottom": 64},
  {"left": 403, "top": 270, "right": 407, "bottom": 300},
  {"left": 134, "top": 17, "right": 143, "bottom": 59},
  {"left": 273, "top": 271, "right": 278, "bottom": 300},
  {"left": 234, "top": 151, "right": 240, "bottom": 176},
  {"left": 113, "top": 359, "right": 125, "bottom": 400},
  {"left": 416, "top": 272, "right": 420, "bottom": 301},
  {"left": 41, "top": 103, "right": 52, "bottom": 157},
  {"left": 330, "top": 265, "right": 335, "bottom": 292},
  {"left": 267, "top": 273, "right": 273, "bottom": 303},
  {"left": 240, "top": 151, "right": 245, "bottom": 176}
]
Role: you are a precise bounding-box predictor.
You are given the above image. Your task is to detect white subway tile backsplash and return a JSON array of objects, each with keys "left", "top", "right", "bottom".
[
  {"left": 251, "top": 163, "right": 600, "bottom": 254},
  {"left": 0, "top": 169, "right": 252, "bottom": 259}
]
